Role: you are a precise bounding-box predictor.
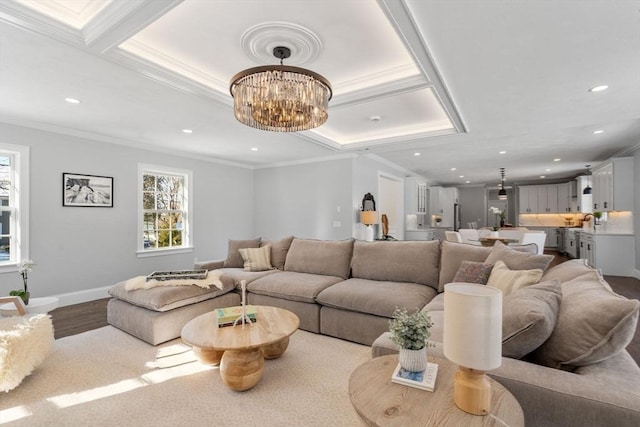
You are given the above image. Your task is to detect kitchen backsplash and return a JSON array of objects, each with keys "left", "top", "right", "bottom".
[{"left": 518, "top": 212, "right": 634, "bottom": 233}]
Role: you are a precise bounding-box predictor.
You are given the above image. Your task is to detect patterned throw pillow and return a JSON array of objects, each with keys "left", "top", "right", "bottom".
[
  {"left": 238, "top": 245, "right": 274, "bottom": 272},
  {"left": 486, "top": 260, "right": 543, "bottom": 295},
  {"left": 452, "top": 261, "right": 494, "bottom": 285}
]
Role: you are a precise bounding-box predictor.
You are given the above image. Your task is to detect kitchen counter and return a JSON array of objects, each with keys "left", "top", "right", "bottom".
[{"left": 577, "top": 229, "right": 634, "bottom": 236}]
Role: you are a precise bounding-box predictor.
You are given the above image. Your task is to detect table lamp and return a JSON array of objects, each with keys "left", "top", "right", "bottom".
[
  {"left": 443, "top": 283, "right": 502, "bottom": 416},
  {"left": 361, "top": 211, "right": 379, "bottom": 242}
]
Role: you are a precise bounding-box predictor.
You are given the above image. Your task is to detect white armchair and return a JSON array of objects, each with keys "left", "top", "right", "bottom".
[{"left": 520, "top": 232, "right": 547, "bottom": 254}]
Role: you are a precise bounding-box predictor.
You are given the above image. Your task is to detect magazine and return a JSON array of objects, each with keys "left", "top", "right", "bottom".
[{"left": 391, "top": 362, "right": 438, "bottom": 392}]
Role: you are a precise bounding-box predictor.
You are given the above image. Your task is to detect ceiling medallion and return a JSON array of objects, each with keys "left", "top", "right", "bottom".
[
  {"left": 240, "top": 22, "right": 323, "bottom": 66},
  {"left": 230, "top": 46, "right": 332, "bottom": 132}
]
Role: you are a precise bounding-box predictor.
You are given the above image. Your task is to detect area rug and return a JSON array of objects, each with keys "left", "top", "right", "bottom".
[{"left": 0, "top": 326, "right": 370, "bottom": 426}]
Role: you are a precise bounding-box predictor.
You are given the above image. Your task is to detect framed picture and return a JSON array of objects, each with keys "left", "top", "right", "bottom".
[{"left": 62, "top": 173, "right": 113, "bottom": 207}]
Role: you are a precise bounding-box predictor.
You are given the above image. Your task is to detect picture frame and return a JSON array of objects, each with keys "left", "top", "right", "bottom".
[{"left": 62, "top": 173, "right": 114, "bottom": 207}]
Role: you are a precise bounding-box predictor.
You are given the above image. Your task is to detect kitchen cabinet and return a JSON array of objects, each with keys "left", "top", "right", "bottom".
[
  {"left": 578, "top": 232, "right": 635, "bottom": 276},
  {"left": 519, "top": 186, "right": 538, "bottom": 213},
  {"left": 526, "top": 226, "right": 558, "bottom": 248},
  {"left": 405, "top": 229, "right": 436, "bottom": 241},
  {"left": 575, "top": 175, "right": 593, "bottom": 213},
  {"left": 429, "top": 186, "right": 444, "bottom": 217},
  {"left": 440, "top": 187, "right": 459, "bottom": 228},
  {"left": 564, "top": 229, "right": 578, "bottom": 258},
  {"left": 557, "top": 182, "right": 572, "bottom": 213},
  {"left": 592, "top": 157, "right": 633, "bottom": 212},
  {"left": 537, "top": 185, "right": 558, "bottom": 213},
  {"left": 405, "top": 177, "right": 428, "bottom": 214}
]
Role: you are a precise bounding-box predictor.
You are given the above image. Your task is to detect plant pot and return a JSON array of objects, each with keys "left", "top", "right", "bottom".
[
  {"left": 500, "top": 218, "right": 505, "bottom": 227},
  {"left": 9, "top": 290, "right": 30, "bottom": 305},
  {"left": 399, "top": 347, "right": 427, "bottom": 372}
]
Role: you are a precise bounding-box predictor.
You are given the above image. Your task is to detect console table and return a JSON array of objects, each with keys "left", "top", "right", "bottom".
[{"left": 349, "top": 355, "right": 524, "bottom": 426}]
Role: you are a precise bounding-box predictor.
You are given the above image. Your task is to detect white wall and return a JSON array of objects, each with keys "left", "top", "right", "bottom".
[
  {"left": 634, "top": 147, "right": 640, "bottom": 279},
  {"left": 253, "top": 158, "right": 353, "bottom": 240},
  {"left": 0, "top": 124, "right": 254, "bottom": 304}
]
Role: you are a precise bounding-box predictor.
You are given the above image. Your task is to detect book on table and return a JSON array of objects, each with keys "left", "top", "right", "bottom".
[
  {"left": 215, "top": 305, "right": 258, "bottom": 327},
  {"left": 391, "top": 362, "right": 438, "bottom": 392}
]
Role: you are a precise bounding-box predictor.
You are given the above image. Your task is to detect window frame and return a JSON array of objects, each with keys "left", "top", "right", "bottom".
[
  {"left": 0, "top": 143, "right": 29, "bottom": 272},
  {"left": 137, "top": 163, "right": 193, "bottom": 257}
]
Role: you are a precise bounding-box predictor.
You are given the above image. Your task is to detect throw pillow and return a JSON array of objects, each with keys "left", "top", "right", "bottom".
[
  {"left": 260, "top": 236, "right": 294, "bottom": 270},
  {"left": 452, "top": 261, "right": 494, "bottom": 285},
  {"left": 239, "top": 245, "right": 274, "bottom": 272},
  {"left": 502, "top": 280, "right": 562, "bottom": 359},
  {"left": 222, "top": 238, "right": 261, "bottom": 268},
  {"left": 486, "top": 260, "right": 543, "bottom": 295},
  {"left": 485, "top": 240, "right": 553, "bottom": 272},
  {"left": 533, "top": 271, "right": 640, "bottom": 369}
]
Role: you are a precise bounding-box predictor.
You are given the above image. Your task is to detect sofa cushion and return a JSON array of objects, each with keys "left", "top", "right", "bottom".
[
  {"left": 484, "top": 240, "right": 553, "bottom": 272},
  {"left": 540, "top": 258, "right": 593, "bottom": 283},
  {"left": 351, "top": 240, "right": 440, "bottom": 289},
  {"left": 239, "top": 245, "right": 273, "bottom": 272},
  {"left": 284, "top": 238, "right": 354, "bottom": 280},
  {"left": 108, "top": 279, "right": 237, "bottom": 312},
  {"left": 452, "top": 261, "right": 493, "bottom": 285},
  {"left": 260, "top": 236, "right": 294, "bottom": 270},
  {"left": 533, "top": 271, "right": 640, "bottom": 369},
  {"left": 502, "top": 280, "right": 562, "bottom": 359},
  {"left": 247, "top": 271, "right": 343, "bottom": 304},
  {"left": 223, "top": 238, "right": 261, "bottom": 268},
  {"left": 316, "top": 278, "right": 437, "bottom": 318},
  {"left": 487, "top": 260, "right": 544, "bottom": 295},
  {"left": 438, "top": 241, "right": 492, "bottom": 292},
  {"left": 218, "top": 268, "right": 279, "bottom": 288}
]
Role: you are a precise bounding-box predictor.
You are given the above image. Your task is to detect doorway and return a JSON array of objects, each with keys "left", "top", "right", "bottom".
[{"left": 378, "top": 172, "right": 405, "bottom": 240}]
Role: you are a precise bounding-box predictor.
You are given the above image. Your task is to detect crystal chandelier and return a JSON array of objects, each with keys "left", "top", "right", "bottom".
[{"left": 229, "top": 46, "right": 332, "bottom": 132}]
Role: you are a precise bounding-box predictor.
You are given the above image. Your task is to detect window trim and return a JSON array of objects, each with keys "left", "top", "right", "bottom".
[
  {"left": 0, "top": 143, "right": 29, "bottom": 273},
  {"left": 136, "top": 163, "right": 193, "bottom": 257}
]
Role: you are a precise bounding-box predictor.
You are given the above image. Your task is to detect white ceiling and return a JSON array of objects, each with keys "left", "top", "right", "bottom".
[{"left": 1, "top": 0, "right": 639, "bottom": 187}]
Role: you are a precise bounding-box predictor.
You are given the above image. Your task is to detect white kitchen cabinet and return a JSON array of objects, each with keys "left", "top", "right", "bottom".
[
  {"left": 405, "top": 230, "right": 436, "bottom": 241},
  {"left": 578, "top": 232, "right": 635, "bottom": 276},
  {"left": 592, "top": 157, "right": 633, "bottom": 212},
  {"left": 405, "top": 177, "right": 428, "bottom": 214},
  {"left": 429, "top": 186, "right": 444, "bottom": 217},
  {"left": 537, "top": 186, "right": 558, "bottom": 213},
  {"left": 557, "top": 182, "right": 572, "bottom": 213},
  {"left": 565, "top": 229, "right": 578, "bottom": 258},
  {"left": 519, "top": 186, "right": 538, "bottom": 213},
  {"left": 575, "top": 175, "right": 593, "bottom": 213}
]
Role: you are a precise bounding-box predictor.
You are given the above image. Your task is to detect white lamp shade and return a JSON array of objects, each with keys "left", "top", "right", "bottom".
[{"left": 443, "top": 283, "right": 502, "bottom": 371}]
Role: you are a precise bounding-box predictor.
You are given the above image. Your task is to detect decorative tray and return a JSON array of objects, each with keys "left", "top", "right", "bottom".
[{"left": 146, "top": 269, "right": 208, "bottom": 282}]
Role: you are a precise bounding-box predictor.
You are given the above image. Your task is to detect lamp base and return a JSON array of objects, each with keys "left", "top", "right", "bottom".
[
  {"left": 364, "top": 225, "right": 374, "bottom": 242},
  {"left": 453, "top": 367, "right": 491, "bottom": 416}
]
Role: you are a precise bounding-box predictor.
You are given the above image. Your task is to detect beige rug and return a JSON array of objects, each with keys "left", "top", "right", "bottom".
[{"left": 0, "top": 326, "right": 370, "bottom": 426}]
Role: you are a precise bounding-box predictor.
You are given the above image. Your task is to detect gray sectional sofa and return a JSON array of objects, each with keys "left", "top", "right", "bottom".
[{"left": 107, "top": 236, "right": 640, "bottom": 427}]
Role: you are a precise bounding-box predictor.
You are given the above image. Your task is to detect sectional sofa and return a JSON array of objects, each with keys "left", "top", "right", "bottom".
[{"left": 107, "top": 236, "right": 640, "bottom": 427}]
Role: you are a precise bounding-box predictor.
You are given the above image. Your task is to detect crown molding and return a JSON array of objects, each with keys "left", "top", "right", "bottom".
[
  {"left": 0, "top": 1, "right": 83, "bottom": 46},
  {"left": 253, "top": 153, "right": 359, "bottom": 170}
]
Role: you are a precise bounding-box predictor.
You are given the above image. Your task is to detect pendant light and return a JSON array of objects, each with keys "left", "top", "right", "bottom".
[
  {"left": 583, "top": 165, "right": 592, "bottom": 195},
  {"left": 498, "top": 168, "right": 507, "bottom": 200}
]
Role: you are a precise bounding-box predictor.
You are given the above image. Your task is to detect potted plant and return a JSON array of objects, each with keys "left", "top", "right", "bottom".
[
  {"left": 9, "top": 260, "right": 35, "bottom": 305},
  {"left": 389, "top": 307, "right": 434, "bottom": 372}
]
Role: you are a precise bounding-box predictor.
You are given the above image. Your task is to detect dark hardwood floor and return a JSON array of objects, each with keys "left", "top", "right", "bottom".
[{"left": 49, "top": 250, "right": 640, "bottom": 365}]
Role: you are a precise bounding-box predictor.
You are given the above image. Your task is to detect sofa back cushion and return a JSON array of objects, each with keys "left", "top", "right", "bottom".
[
  {"left": 484, "top": 240, "right": 553, "bottom": 272},
  {"left": 260, "top": 235, "right": 294, "bottom": 270},
  {"left": 350, "top": 240, "right": 440, "bottom": 289},
  {"left": 540, "top": 258, "right": 593, "bottom": 283},
  {"left": 223, "top": 238, "right": 261, "bottom": 268},
  {"left": 284, "top": 238, "right": 354, "bottom": 280},
  {"left": 438, "top": 242, "right": 492, "bottom": 292}
]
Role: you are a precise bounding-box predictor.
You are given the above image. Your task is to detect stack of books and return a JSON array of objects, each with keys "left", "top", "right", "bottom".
[
  {"left": 215, "top": 305, "right": 258, "bottom": 327},
  {"left": 391, "top": 362, "right": 438, "bottom": 392}
]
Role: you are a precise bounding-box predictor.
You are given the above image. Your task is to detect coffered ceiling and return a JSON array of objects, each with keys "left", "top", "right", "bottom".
[{"left": 1, "top": 0, "right": 639, "bottom": 186}]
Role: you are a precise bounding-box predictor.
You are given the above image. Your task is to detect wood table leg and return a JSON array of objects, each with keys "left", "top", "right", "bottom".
[
  {"left": 192, "top": 346, "right": 224, "bottom": 365},
  {"left": 262, "top": 336, "right": 290, "bottom": 360},
  {"left": 220, "top": 347, "right": 264, "bottom": 391}
]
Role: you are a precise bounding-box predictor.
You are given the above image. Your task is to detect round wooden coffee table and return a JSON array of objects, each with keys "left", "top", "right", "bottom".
[
  {"left": 349, "top": 355, "right": 524, "bottom": 426},
  {"left": 181, "top": 305, "right": 299, "bottom": 391}
]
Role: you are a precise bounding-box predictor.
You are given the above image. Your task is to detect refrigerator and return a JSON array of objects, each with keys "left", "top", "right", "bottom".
[{"left": 453, "top": 203, "right": 461, "bottom": 231}]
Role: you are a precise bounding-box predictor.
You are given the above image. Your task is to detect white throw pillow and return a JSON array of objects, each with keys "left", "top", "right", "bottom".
[
  {"left": 487, "top": 260, "right": 543, "bottom": 295},
  {"left": 239, "top": 245, "right": 274, "bottom": 272}
]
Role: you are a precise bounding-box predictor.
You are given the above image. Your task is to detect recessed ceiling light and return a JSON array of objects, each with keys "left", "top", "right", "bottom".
[
  {"left": 64, "top": 97, "right": 80, "bottom": 104},
  {"left": 545, "top": 168, "right": 551, "bottom": 172},
  {"left": 540, "top": 175, "right": 546, "bottom": 179},
  {"left": 499, "top": 151, "right": 507, "bottom": 154},
  {"left": 451, "top": 167, "right": 456, "bottom": 171},
  {"left": 593, "top": 130, "right": 604, "bottom": 134},
  {"left": 459, "top": 175, "right": 464, "bottom": 178},
  {"left": 553, "top": 158, "right": 561, "bottom": 162},
  {"left": 414, "top": 152, "right": 421, "bottom": 156},
  {"left": 370, "top": 115, "right": 381, "bottom": 122},
  {"left": 589, "top": 85, "right": 609, "bottom": 92},
  {"left": 181, "top": 129, "right": 193, "bottom": 134},
  {"left": 465, "top": 180, "right": 471, "bottom": 184},
  {"left": 251, "top": 147, "right": 258, "bottom": 151}
]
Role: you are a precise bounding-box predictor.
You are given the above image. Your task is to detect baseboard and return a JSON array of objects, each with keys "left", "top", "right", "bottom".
[
  {"left": 634, "top": 269, "right": 640, "bottom": 281},
  {"left": 53, "top": 286, "right": 111, "bottom": 308}
]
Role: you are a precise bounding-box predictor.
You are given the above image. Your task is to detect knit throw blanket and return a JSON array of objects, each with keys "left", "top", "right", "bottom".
[{"left": 124, "top": 270, "right": 223, "bottom": 291}]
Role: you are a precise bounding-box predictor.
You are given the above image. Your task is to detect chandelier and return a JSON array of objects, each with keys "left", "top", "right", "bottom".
[
  {"left": 229, "top": 46, "right": 332, "bottom": 132},
  {"left": 498, "top": 168, "right": 508, "bottom": 200}
]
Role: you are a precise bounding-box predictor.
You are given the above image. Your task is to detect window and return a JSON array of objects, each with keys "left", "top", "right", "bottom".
[
  {"left": 0, "top": 143, "right": 29, "bottom": 271},
  {"left": 137, "top": 164, "right": 192, "bottom": 256}
]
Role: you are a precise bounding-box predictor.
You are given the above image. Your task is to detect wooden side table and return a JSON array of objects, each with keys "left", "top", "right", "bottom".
[
  {"left": 0, "top": 296, "right": 59, "bottom": 317},
  {"left": 349, "top": 355, "right": 524, "bottom": 427}
]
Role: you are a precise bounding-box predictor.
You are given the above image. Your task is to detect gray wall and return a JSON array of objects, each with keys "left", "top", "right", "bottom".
[
  {"left": 635, "top": 147, "right": 640, "bottom": 278},
  {"left": 253, "top": 158, "right": 353, "bottom": 240},
  {"left": 0, "top": 124, "right": 254, "bottom": 303},
  {"left": 459, "top": 187, "right": 487, "bottom": 228}
]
